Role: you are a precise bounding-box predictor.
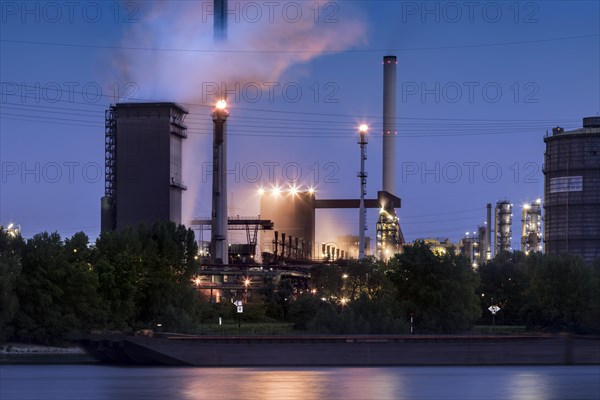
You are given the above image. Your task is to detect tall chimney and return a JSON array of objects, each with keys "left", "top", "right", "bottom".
[
  {"left": 486, "top": 203, "right": 492, "bottom": 260},
  {"left": 214, "top": 0, "right": 227, "bottom": 41},
  {"left": 211, "top": 100, "right": 229, "bottom": 264},
  {"left": 383, "top": 55, "right": 397, "bottom": 195}
]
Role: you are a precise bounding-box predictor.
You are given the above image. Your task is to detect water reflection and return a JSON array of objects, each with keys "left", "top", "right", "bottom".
[
  {"left": 1, "top": 365, "right": 598, "bottom": 400},
  {"left": 181, "top": 368, "right": 404, "bottom": 400},
  {"left": 510, "top": 372, "right": 549, "bottom": 400}
]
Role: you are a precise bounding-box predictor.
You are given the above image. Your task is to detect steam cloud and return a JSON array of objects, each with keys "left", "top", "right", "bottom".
[{"left": 113, "top": 0, "right": 367, "bottom": 226}]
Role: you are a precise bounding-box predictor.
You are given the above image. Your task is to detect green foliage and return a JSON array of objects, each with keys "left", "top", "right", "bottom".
[
  {"left": 3, "top": 221, "right": 599, "bottom": 344},
  {"left": 0, "top": 228, "right": 24, "bottom": 342},
  {"left": 294, "top": 259, "right": 407, "bottom": 334},
  {"left": 261, "top": 277, "right": 294, "bottom": 320},
  {"left": 477, "top": 252, "right": 600, "bottom": 334},
  {"left": 477, "top": 251, "right": 530, "bottom": 326},
  {"left": 308, "top": 293, "right": 408, "bottom": 334},
  {"left": 3, "top": 222, "right": 204, "bottom": 344},
  {"left": 288, "top": 294, "right": 324, "bottom": 330},
  {"left": 386, "top": 241, "right": 481, "bottom": 333},
  {"left": 93, "top": 222, "right": 202, "bottom": 332},
  {"left": 520, "top": 253, "right": 600, "bottom": 333},
  {"left": 11, "top": 232, "right": 102, "bottom": 345}
]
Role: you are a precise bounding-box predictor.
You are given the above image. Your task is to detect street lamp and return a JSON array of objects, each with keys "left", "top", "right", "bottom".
[{"left": 243, "top": 277, "right": 250, "bottom": 302}]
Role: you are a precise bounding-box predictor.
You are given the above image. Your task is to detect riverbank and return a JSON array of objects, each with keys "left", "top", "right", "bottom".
[
  {"left": 0, "top": 343, "right": 95, "bottom": 365},
  {"left": 78, "top": 333, "right": 600, "bottom": 366},
  {"left": 0, "top": 343, "right": 85, "bottom": 355}
]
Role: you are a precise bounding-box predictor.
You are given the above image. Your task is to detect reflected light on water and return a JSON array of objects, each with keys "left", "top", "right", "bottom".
[
  {"left": 510, "top": 372, "right": 550, "bottom": 400},
  {"left": 180, "top": 368, "right": 404, "bottom": 400}
]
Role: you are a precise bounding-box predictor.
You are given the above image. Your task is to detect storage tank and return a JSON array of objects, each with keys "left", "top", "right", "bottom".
[{"left": 543, "top": 117, "right": 600, "bottom": 263}]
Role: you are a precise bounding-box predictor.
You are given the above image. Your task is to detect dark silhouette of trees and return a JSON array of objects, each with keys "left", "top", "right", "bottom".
[
  {"left": 386, "top": 241, "right": 481, "bottom": 333},
  {"left": 2, "top": 225, "right": 598, "bottom": 345}
]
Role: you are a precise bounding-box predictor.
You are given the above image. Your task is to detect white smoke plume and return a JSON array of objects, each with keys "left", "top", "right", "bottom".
[{"left": 113, "top": 0, "right": 368, "bottom": 225}]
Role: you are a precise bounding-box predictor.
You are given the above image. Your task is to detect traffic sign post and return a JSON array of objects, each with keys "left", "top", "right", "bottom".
[
  {"left": 234, "top": 300, "right": 243, "bottom": 329},
  {"left": 488, "top": 305, "right": 501, "bottom": 326}
]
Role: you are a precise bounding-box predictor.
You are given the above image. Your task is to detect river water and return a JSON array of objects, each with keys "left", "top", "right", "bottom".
[{"left": 1, "top": 364, "right": 599, "bottom": 399}]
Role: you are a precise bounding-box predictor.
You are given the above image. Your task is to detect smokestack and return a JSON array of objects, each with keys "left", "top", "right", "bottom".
[
  {"left": 376, "top": 55, "right": 403, "bottom": 261},
  {"left": 487, "top": 203, "right": 492, "bottom": 260},
  {"left": 383, "top": 55, "right": 397, "bottom": 195},
  {"left": 358, "top": 124, "right": 368, "bottom": 259},
  {"left": 214, "top": 0, "right": 227, "bottom": 41},
  {"left": 211, "top": 100, "right": 229, "bottom": 264}
]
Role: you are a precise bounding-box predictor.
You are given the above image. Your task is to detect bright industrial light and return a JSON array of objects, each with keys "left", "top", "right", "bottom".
[
  {"left": 215, "top": 99, "right": 227, "bottom": 110},
  {"left": 244, "top": 278, "right": 250, "bottom": 287},
  {"left": 340, "top": 298, "right": 349, "bottom": 306},
  {"left": 257, "top": 187, "right": 265, "bottom": 196},
  {"left": 523, "top": 203, "right": 530, "bottom": 210},
  {"left": 342, "top": 273, "right": 349, "bottom": 279},
  {"left": 359, "top": 124, "right": 369, "bottom": 133},
  {"left": 535, "top": 198, "right": 542, "bottom": 204},
  {"left": 272, "top": 186, "right": 281, "bottom": 196},
  {"left": 308, "top": 186, "right": 316, "bottom": 195},
  {"left": 289, "top": 185, "right": 298, "bottom": 196}
]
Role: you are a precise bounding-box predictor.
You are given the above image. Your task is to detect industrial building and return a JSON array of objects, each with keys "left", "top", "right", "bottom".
[
  {"left": 257, "top": 188, "right": 400, "bottom": 262},
  {"left": 338, "top": 235, "right": 372, "bottom": 259},
  {"left": 259, "top": 189, "right": 316, "bottom": 260},
  {"left": 543, "top": 117, "right": 600, "bottom": 263},
  {"left": 494, "top": 200, "right": 513, "bottom": 255},
  {"left": 521, "top": 200, "right": 543, "bottom": 254},
  {"left": 420, "top": 238, "right": 458, "bottom": 256},
  {"left": 459, "top": 232, "right": 482, "bottom": 268},
  {"left": 101, "top": 102, "right": 188, "bottom": 232}
]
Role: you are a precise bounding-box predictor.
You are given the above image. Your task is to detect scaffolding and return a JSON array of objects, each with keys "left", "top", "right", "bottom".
[
  {"left": 495, "top": 200, "right": 513, "bottom": 254},
  {"left": 376, "top": 208, "right": 401, "bottom": 261},
  {"left": 521, "top": 200, "right": 543, "bottom": 254},
  {"left": 103, "top": 107, "right": 117, "bottom": 230}
]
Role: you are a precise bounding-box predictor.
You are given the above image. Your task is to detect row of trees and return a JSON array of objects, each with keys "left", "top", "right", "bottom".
[
  {"left": 1, "top": 222, "right": 204, "bottom": 344},
  {"left": 2, "top": 224, "right": 599, "bottom": 345},
  {"left": 478, "top": 251, "right": 600, "bottom": 333}
]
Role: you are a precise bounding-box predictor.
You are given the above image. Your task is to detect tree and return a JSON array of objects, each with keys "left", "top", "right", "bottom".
[
  {"left": 386, "top": 241, "right": 481, "bottom": 333},
  {"left": 12, "top": 232, "right": 73, "bottom": 344},
  {"left": 62, "top": 232, "right": 104, "bottom": 332},
  {"left": 93, "top": 227, "right": 141, "bottom": 330},
  {"left": 92, "top": 222, "right": 203, "bottom": 332},
  {"left": 0, "top": 228, "right": 24, "bottom": 342},
  {"left": 477, "top": 251, "right": 529, "bottom": 326},
  {"left": 521, "top": 253, "right": 600, "bottom": 333}
]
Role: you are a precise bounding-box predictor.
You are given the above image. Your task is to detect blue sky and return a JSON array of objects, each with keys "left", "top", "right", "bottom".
[{"left": 1, "top": 0, "right": 599, "bottom": 251}]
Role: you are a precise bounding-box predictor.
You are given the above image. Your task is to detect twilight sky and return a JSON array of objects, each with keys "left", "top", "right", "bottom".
[{"left": 1, "top": 0, "right": 599, "bottom": 252}]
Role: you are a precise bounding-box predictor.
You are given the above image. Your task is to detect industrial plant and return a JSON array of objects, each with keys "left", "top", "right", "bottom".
[{"left": 98, "top": 45, "right": 600, "bottom": 303}]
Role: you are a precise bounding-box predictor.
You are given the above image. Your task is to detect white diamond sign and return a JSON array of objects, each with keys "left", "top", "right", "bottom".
[{"left": 488, "top": 305, "right": 501, "bottom": 315}]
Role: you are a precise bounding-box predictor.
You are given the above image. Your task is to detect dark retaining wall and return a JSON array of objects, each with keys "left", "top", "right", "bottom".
[{"left": 78, "top": 334, "right": 600, "bottom": 366}]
